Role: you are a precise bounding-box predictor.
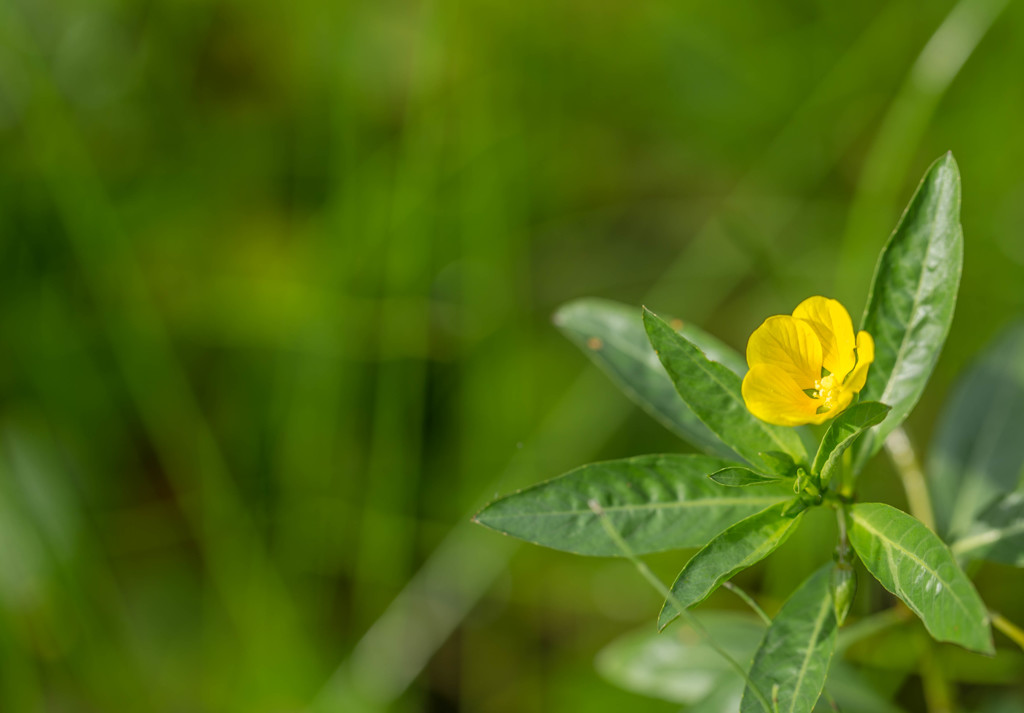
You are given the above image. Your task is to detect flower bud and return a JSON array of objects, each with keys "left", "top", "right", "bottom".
[{"left": 830, "top": 562, "right": 856, "bottom": 625}]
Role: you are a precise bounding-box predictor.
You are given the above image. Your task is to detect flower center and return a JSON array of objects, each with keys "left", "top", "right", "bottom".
[{"left": 813, "top": 374, "right": 838, "bottom": 410}]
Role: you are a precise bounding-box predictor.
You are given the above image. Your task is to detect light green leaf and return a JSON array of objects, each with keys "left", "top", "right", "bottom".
[
  {"left": 951, "top": 492, "right": 1024, "bottom": 566},
  {"left": 853, "top": 154, "right": 963, "bottom": 469},
  {"left": 644, "top": 308, "right": 807, "bottom": 471},
  {"left": 554, "top": 298, "right": 746, "bottom": 458},
  {"left": 848, "top": 503, "right": 993, "bottom": 654},
  {"left": 710, "top": 467, "right": 788, "bottom": 487},
  {"left": 928, "top": 322, "right": 1024, "bottom": 541},
  {"left": 596, "top": 611, "right": 762, "bottom": 706},
  {"left": 811, "top": 402, "right": 890, "bottom": 488},
  {"left": 741, "top": 565, "right": 837, "bottom": 713},
  {"left": 659, "top": 504, "right": 803, "bottom": 629},
  {"left": 473, "top": 454, "right": 790, "bottom": 556}
]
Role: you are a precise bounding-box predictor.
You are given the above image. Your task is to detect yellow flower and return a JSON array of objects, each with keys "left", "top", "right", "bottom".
[{"left": 741, "top": 296, "right": 875, "bottom": 426}]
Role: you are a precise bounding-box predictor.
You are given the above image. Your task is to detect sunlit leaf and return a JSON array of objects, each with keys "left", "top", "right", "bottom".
[
  {"left": 741, "top": 565, "right": 837, "bottom": 713},
  {"left": 853, "top": 154, "right": 963, "bottom": 469},
  {"left": 474, "top": 455, "right": 790, "bottom": 556},
  {"left": 644, "top": 308, "right": 807, "bottom": 471},
  {"left": 659, "top": 504, "right": 803, "bottom": 629},
  {"left": 848, "top": 503, "right": 993, "bottom": 653},
  {"left": 555, "top": 298, "right": 745, "bottom": 458},
  {"left": 811, "top": 401, "right": 889, "bottom": 488}
]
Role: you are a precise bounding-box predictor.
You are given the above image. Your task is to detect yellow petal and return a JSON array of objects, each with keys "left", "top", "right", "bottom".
[
  {"left": 746, "top": 315, "right": 823, "bottom": 390},
  {"left": 742, "top": 364, "right": 821, "bottom": 426},
  {"left": 792, "top": 296, "right": 856, "bottom": 379},
  {"left": 842, "top": 330, "right": 875, "bottom": 394}
]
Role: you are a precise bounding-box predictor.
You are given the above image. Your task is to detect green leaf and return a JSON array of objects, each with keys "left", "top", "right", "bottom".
[
  {"left": 853, "top": 153, "right": 963, "bottom": 468},
  {"left": 951, "top": 492, "right": 1024, "bottom": 566},
  {"left": 709, "top": 467, "right": 788, "bottom": 487},
  {"left": 643, "top": 308, "right": 807, "bottom": 471},
  {"left": 928, "top": 322, "right": 1024, "bottom": 541},
  {"left": 811, "top": 402, "right": 890, "bottom": 487},
  {"left": 659, "top": 504, "right": 803, "bottom": 629},
  {"left": 741, "top": 565, "right": 837, "bottom": 713},
  {"left": 596, "top": 611, "right": 762, "bottom": 706},
  {"left": 554, "top": 298, "right": 746, "bottom": 458},
  {"left": 847, "top": 502, "right": 993, "bottom": 654},
  {"left": 473, "top": 454, "right": 791, "bottom": 556}
]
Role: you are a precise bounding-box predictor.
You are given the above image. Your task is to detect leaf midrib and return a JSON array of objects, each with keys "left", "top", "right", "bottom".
[
  {"left": 787, "top": 588, "right": 832, "bottom": 713},
  {"left": 484, "top": 495, "right": 786, "bottom": 520}
]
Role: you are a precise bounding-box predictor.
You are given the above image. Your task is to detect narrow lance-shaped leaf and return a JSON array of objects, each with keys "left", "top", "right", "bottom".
[
  {"left": 848, "top": 503, "right": 993, "bottom": 653},
  {"left": 473, "top": 455, "right": 790, "bottom": 556},
  {"left": 928, "top": 322, "right": 1024, "bottom": 540},
  {"left": 710, "top": 467, "right": 788, "bottom": 487},
  {"left": 554, "top": 298, "right": 745, "bottom": 458},
  {"left": 812, "top": 402, "right": 890, "bottom": 488},
  {"left": 741, "top": 565, "right": 838, "bottom": 713},
  {"left": 659, "top": 504, "right": 803, "bottom": 629},
  {"left": 644, "top": 308, "right": 807, "bottom": 472},
  {"left": 853, "top": 153, "right": 963, "bottom": 469},
  {"left": 951, "top": 492, "right": 1024, "bottom": 567}
]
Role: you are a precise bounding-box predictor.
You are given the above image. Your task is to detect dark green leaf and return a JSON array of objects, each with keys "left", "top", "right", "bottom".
[
  {"left": 928, "top": 322, "right": 1024, "bottom": 541},
  {"left": 852, "top": 154, "right": 963, "bottom": 469},
  {"left": 848, "top": 503, "right": 993, "bottom": 653},
  {"left": 554, "top": 298, "right": 746, "bottom": 457},
  {"left": 951, "top": 492, "right": 1024, "bottom": 566},
  {"left": 643, "top": 308, "right": 807, "bottom": 471},
  {"left": 659, "top": 504, "right": 803, "bottom": 629},
  {"left": 474, "top": 454, "right": 790, "bottom": 556},
  {"left": 811, "top": 402, "right": 890, "bottom": 487},
  {"left": 741, "top": 566, "right": 837, "bottom": 713},
  {"left": 709, "top": 467, "right": 788, "bottom": 487}
]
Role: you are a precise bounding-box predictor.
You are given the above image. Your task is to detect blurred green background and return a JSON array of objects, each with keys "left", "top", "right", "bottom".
[{"left": 1, "top": 0, "right": 1023, "bottom": 710}]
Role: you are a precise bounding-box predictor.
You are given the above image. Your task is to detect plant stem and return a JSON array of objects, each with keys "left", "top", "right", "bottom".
[
  {"left": 990, "top": 610, "right": 1024, "bottom": 652},
  {"left": 884, "top": 427, "right": 936, "bottom": 531},
  {"left": 723, "top": 581, "right": 772, "bottom": 626},
  {"left": 588, "top": 500, "right": 775, "bottom": 713}
]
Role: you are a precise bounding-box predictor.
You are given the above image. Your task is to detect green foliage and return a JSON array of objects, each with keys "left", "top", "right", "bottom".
[
  {"left": 741, "top": 566, "right": 837, "bottom": 713},
  {"left": 554, "top": 298, "right": 745, "bottom": 458},
  {"left": 847, "top": 503, "right": 993, "bottom": 654},
  {"left": 475, "top": 153, "right": 1015, "bottom": 713},
  {"left": 853, "top": 154, "right": 964, "bottom": 469},
  {"left": 643, "top": 308, "right": 807, "bottom": 470},
  {"left": 658, "top": 505, "right": 803, "bottom": 629},
  {"left": 474, "top": 455, "right": 790, "bottom": 556}
]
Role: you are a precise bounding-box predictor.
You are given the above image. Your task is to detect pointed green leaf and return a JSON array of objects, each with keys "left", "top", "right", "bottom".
[
  {"left": 741, "top": 566, "right": 837, "bottom": 713},
  {"left": 473, "top": 454, "right": 790, "bottom": 556},
  {"left": 659, "top": 504, "right": 803, "bottom": 628},
  {"left": 554, "top": 298, "right": 745, "bottom": 458},
  {"left": 951, "top": 492, "right": 1024, "bottom": 566},
  {"left": 928, "top": 322, "right": 1024, "bottom": 540},
  {"left": 643, "top": 308, "right": 807, "bottom": 471},
  {"left": 853, "top": 154, "right": 963, "bottom": 468},
  {"left": 848, "top": 503, "right": 993, "bottom": 653},
  {"left": 709, "top": 467, "right": 788, "bottom": 487},
  {"left": 811, "top": 402, "right": 890, "bottom": 487}
]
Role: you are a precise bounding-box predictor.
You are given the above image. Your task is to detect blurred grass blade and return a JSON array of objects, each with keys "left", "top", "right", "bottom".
[
  {"left": 852, "top": 154, "right": 963, "bottom": 469},
  {"left": 848, "top": 503, "right": 993, "bottom": 653},
  {"left": 474, "top": 455, "right": 791, "bottom": 556},
  {"left": 811, "top": 402, "right": 890, "bottom": 488},
  {"left": 555, "top": 298, "right": 744, "bottom": 457},
  {"left": 928, "top": 322, "right": 1024, "bottom": 540},
  {"left": 951, "top": 492, "right": 1024, "bottom": 566},
  {"left": 659, "top": 504, "right": 803, "bottom": 629},
  {"left": 643, "top": 308, "right": 807, "bottom": 470},
  {"left": 741, "top": 565, "right": 837, "bottom": 713}
]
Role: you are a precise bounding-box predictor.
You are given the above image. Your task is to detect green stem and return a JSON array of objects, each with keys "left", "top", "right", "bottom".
[
  {"left": 990, "top": 610, "right": 1024, "bottom": 652},
  {"left": 722, "top": 581, "right": 771, "bottom": 627},
  {"left": 588, "top": 500, "right": 775, "bottom": 713},
  {"left": 884, "top": 427, "right": 936, "bottom": 531}
]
